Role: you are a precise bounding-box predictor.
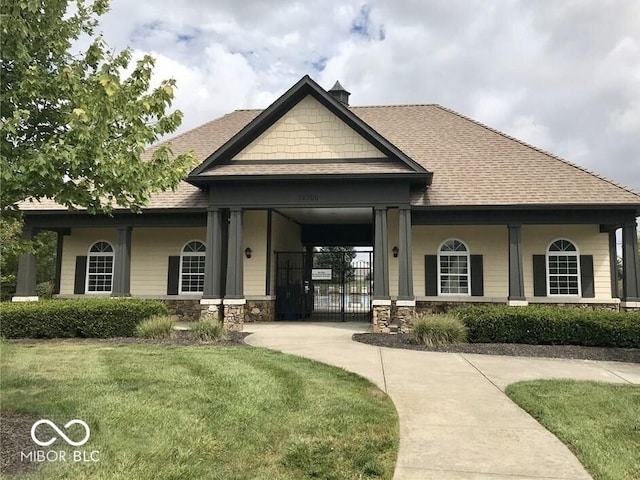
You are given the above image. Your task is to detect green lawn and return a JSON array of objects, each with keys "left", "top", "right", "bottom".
[
  {"left": 0, "top": 342, "right": 398, "bottom": 479},
  {"left": 506, "top": 380, "right": 640, "bottom": 480}
]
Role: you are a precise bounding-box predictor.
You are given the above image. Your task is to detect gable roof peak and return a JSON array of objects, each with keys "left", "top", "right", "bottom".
[{"left": 188, "top": 75, "right": 429, "bottom": 179}]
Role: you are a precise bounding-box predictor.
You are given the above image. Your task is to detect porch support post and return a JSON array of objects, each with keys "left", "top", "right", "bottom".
[
  {"left": 53, "top": 231, "right": 65, "bottom": 295},
  {"left": 372, "top": 207, "right": 391, "bottom": 333},
  {"left": 622, "top": 221, "right": 640, "bottom": 302},
  {"left": 225, "top": 208, "right": 244, "bottom": 298},
  {"left": 223, "top": 208, "right": 245, "bottom": 331},
  {"left": 111, "top": 226, "right": 132, "bottom": 297},
  {"left": 13, "top": 225, "right": 37, "bottom": 301},
  {"left": 397, "top": 207, "right": 414, "bottom": 301},
  {"left": 373, "top": 207, "right": 389, "bottom": 299},
  {"left": 508, "top": 224, "right": 526, "bottom": 305},
  {"left": 608, "top": 229, "right": 619, "bottom": 298},
  {"left": 203, "top": 208, "right": 223, "bottom": 299}
]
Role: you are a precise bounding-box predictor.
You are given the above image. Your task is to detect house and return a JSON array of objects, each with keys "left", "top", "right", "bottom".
[{"left": 14, "top": 76, "right": 640, "bottom": 332}]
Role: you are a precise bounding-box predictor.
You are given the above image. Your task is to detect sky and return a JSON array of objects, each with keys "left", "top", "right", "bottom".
[{"left": 96, "top": 0, "right": 640, "bottom": 191}]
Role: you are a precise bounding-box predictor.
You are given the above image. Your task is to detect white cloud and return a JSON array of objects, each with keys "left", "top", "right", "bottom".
[{"left": 92, "top": 0, "right": 640, "bottom": 191}]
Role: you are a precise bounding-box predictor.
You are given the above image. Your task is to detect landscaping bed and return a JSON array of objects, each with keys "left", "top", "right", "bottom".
[{"left": 353, "top": 333, "right": 640, "bottom": 363}]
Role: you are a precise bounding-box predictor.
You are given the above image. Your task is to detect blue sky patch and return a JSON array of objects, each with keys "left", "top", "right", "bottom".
[{"left": 350, "top": 5, "right": 384, "bottom": 41}]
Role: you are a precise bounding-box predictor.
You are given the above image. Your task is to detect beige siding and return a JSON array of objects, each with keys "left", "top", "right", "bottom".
[
  {"left": 59, "top": 228, "right": 118, "bottom": 295},
  {"left": 412, "top": 225, "right": 509, "bottom": 298},
  {"left": 270, "top": 211, "right": 303, "bottom": 295},
  {"left": 233, "top": 96, "right": 386, "bottom": 160},
  {"left": 130, "top": 227, "right": 205, "bottom": 296},
  {"left": 243, "top": 210, "right": 268, "bottom": 296},
  {"left": 522, "top": 225, "right": 611, "bottom": 299}
]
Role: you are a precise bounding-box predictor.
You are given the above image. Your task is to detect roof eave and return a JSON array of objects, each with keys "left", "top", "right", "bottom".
[{"left": 187, "top": 172, "right": 432, "bottom": 188}]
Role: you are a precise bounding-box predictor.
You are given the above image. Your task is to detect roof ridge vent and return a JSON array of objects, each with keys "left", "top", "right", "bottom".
[{"left": 328, "top": 80, "right": 350, "bottom": 106}]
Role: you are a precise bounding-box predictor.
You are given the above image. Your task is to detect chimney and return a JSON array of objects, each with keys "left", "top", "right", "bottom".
[{"left": 328, "top": 81, "right": 350, "bottom": 106}]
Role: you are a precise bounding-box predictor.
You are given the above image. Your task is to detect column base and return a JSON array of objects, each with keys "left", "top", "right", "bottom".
[
  {"left": 223, "top": 299, "right": 245, "bottom": 331},
  {"left": 372, "top": 300, "right": 391, "bottom": 333},
  {"left": 507, "top": 299, "right": 529, "bottom": 307},
  {"left": 621, "top": 300, "right": 640, "bottom": 311},
  {"left": 395, "top": 302, "right": 416, "bottom": 333},
  {"left": 200, "top": 299, "right": 222, "bottom": 322},
  {"left": 11, "top": 296, "right": 39, "bottom": 302}
]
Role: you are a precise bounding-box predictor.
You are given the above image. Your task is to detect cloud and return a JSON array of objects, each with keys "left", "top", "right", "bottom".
[{"left": 96, "top": 0, "right": 640, "bottom": 191}]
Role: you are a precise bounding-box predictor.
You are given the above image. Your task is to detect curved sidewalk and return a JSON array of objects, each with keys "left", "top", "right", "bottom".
[{"left": 245, "top": 322, "right": 640, "bottom": 480}]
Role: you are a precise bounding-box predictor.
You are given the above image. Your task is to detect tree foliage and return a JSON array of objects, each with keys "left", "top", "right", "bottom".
[
  {"left": 314, "top": 247, "right": 357, "bottom": 282},
  {"left": 0, "top": 0, "right": 196, "bottom": 213},
  {"left": 0, "top": 215, "right": 56, "bottom": 300}
]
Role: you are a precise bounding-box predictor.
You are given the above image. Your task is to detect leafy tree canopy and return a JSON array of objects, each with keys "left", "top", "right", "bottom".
[
  {"left": 314, "top": 247, "right": 357, "bottom": 281},
  {"left": 0, "top": 0, "right": 196, "bottom": 213}
]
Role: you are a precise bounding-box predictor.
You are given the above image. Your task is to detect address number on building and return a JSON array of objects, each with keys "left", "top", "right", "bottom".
[{"left": 311, "top": 269, "right": 332, "bottom": 280}]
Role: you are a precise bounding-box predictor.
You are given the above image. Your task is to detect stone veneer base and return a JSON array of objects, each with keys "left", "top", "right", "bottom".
[
  {"left": 372, "top": 305, "right": 391, "bottom": 333},
  {"left": 223, "top": 304, "right": 244, "bottom": 331},
  {"left": 245, "top": 300, "right": 275, "bottom": 322},
  {"left": 162, "top": 299, "right": 202, "bottom": 321}
]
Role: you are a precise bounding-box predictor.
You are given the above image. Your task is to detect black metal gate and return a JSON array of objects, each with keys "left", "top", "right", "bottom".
[{"left": 275, "top": 249, "right": 373, "bottom": 321}]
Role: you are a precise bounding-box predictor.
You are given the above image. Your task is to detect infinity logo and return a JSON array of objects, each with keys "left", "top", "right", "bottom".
[{"left": 31, "top": 420, "right": 91, "bottom": 447}]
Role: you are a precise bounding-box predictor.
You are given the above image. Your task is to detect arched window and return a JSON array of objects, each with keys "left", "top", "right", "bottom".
[
  {"left": 547, "top": 239, "right": 580, "bottom": 296},
  {"left": 180, "top": 241, "right": 206, "bottom": 293},
  {"left": 438, "top": 239, "right": 470, "bottom": 295},
  {"left": 86, "top": 241, "right": 114, "bottom": 293}
]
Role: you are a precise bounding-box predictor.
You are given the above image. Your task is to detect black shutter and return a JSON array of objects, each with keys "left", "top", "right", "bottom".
[
  {"left": 580, "top": 255, "right": 595, "bottom": 298},
  {"left": 167, "top": 256, "right": 180, "bottom": 295},
  {"left": 470, "top": 255, "right": 484, "bottom": 297},
  {"left": 425, "top": 255, "right": 438, "bottom": 296},
  {"left": 74, "top": 256, "right": 87, "bottom": 294},
  {"left": 533, "top": 255, "right": 547, "bottom": 297}
]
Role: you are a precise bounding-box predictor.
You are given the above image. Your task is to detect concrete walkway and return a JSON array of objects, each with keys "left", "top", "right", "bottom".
[{"left": 245, "top": 322, "right": 640, "bottom": 480}]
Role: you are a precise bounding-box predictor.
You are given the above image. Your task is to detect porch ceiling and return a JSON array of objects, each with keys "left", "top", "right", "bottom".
[{"left": 276, "top": 207, "right": 372, "bottom": 224}]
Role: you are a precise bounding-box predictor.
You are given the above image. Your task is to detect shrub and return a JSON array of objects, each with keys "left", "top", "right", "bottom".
[
  {"left": 454, "top": 306, "right": 640, "bottom": 348},
  {"left": 135, "top": 315, "right": 175, "bottom": 339},
  {"left": 0, "top": 298, "right": 167, "bottom": 339},
  {"left": 412, "top": 314, "right": 468, "bottom": 346},
  {"left": 36, "top": 281, "right": 54, "bottom": 299},
  {"left": 189, "top": 321, "right": 225, "bottom": 341}
]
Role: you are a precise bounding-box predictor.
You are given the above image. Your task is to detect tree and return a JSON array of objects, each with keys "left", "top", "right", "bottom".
[
  {"left": 0, "top": 0, "right": 196, "bottom": 213},
  {"left": 314, "top": 247, "right": 357, "bottom": 282},
  {"left": 0, "top": 215, "right": 56, "bottom": 300}
]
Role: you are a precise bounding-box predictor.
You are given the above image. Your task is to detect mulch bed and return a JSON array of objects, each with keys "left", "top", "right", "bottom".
[
  {"left": 0, "top": 412, "right": 40, "bottom": 476},
  {"left": 4, "top": 330, "right": 251, "bottom": 347},
  {"left": 353, "top": 333, "right": 640, "bottom": 363}
]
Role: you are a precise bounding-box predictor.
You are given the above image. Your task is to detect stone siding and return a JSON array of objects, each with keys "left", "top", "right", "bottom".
[
  {"left": 395, "top": 305, "right": 416, "bottom": 333},
  {"left": 532, "top": 303, "right": 619, "bottom": 311},
  {"left": 162, "top": 299, "right": 202, "bottom": 321},
  {"left": 200, "top": 302, "right": 222, "bottom": 322},
  {"left": 245, "top": 300, "right": 275, "bottom": 322},
  {"left": 224, "top": 304, "right": 244, "bottom": 331},
  {"left": 372, "top": 305, "right": 391, "bottom": 333}
]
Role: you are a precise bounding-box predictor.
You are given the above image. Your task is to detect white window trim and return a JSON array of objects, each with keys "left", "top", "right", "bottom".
[
  {"left": 546, "top": 238, "right": 582, "bottom": 297},
  {"left": 85, "top": 240, "right": 114, "bottom": 294},
  {"left": 179, "top": 240, "right": 206, "bottom": 295},
  {"left": 437, "top": 238, "right": 471, "bottom": 297}
]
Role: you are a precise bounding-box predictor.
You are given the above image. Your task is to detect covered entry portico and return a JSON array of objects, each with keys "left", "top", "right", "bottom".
[{"left": 194, "top": 176, "right": 425, "bottom": 331}]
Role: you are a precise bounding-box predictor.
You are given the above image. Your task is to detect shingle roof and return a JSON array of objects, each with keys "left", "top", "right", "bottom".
[{"left": 20, "top": 103, "right": 640, "bottom": 212}]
